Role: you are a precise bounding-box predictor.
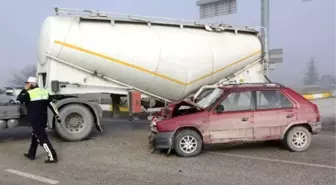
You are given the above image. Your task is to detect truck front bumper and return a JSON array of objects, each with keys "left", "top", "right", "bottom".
[{"left": 309, "top": 121, "right": 322, "bottom": 134}]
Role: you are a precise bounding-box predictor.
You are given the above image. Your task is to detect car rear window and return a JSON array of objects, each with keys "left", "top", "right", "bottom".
[{"left": 256, "top": 90, "right": 293, "bottom": 109}]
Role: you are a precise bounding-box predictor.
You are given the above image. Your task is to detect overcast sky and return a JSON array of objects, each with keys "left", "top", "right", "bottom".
[{"left": 0, "top": 0, "right": 335, "bottom": 87}]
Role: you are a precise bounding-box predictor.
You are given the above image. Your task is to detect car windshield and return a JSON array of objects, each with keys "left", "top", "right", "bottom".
[{"left": 196, "top": 88, "right": 224, "bottom": 108}]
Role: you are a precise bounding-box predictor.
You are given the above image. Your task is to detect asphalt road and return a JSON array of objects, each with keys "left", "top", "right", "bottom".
[{"left": 0, "top": 98, "right": 335, "bottom": 185}]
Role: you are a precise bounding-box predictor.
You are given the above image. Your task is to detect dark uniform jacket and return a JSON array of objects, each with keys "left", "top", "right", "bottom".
[{"left": 17, "top": 86, "right": 59, "bottom": 125}]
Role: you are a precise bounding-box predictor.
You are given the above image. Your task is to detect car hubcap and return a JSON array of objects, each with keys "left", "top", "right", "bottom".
[
  {"left": 179, "top": 135, "right": 197, "bottom": 154},
  {"left": 291, "top": 131, "right": 307, "bottom": 148}
]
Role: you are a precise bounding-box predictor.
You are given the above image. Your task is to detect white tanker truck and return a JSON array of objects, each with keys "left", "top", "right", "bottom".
[{"left": 0, "top": 8, "right": 270, "bottom": 141}]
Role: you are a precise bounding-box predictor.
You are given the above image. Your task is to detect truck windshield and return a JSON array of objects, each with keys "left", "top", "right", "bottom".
[{"left": 196, "top": 88, "right": 224, "bottom": 108}]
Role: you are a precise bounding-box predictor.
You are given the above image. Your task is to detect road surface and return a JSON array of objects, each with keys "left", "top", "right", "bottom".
[{"left": 0, "top": 98, "right": 335, "bottom": 185}]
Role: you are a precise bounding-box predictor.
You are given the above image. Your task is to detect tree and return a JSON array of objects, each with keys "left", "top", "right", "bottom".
[
  {"left": 8, "top": 64, "right": 37, "bottom": 86},
  {"left": 303, "top": 57, "right": 320, "bottom": 85}
]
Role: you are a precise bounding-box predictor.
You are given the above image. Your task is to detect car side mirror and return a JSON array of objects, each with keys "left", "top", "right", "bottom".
[{"left": 214, "top": 104, "right": 224, "bottom": 113}]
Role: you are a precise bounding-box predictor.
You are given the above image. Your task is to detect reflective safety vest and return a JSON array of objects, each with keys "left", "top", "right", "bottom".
[{"left": 27, "top": 88, "right": 49, "bottom": 102}]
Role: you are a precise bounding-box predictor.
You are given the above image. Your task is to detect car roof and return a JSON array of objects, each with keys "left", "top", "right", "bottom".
[{"left": 218, "top": 83, "right": 286, "bottom": 91}]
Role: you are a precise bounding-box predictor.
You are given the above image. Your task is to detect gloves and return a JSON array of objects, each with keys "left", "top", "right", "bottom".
[{"left": 55, "top": 115, "right": 62, "bottom": 123}]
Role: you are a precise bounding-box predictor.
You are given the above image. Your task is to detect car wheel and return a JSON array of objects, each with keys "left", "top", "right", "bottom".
[
  {"left": 285, "top": 126, "right": 311, "bottom": 152},
  {"left": 174, "top": 130, "right": 202, "bottom": 157}
]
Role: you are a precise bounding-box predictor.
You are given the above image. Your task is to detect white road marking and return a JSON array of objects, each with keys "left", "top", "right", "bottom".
[
  {"left": 5, "top": 169, "right": 59, "bottom": 184},
  {"left": 209, "top": 152, "right": 336, "bottom": 170}
]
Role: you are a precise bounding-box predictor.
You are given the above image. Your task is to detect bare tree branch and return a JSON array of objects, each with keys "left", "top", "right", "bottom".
[{"left": 8, "top": 64, "right": 37, "bottom": 86}]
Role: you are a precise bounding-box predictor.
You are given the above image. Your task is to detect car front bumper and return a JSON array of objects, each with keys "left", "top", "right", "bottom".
[
  {"left": 151, "top": 131, "right": 174, "bottom": 149},
  {"left": 309, "top": 121, "right": 322, "bottom": 134},
  {"left": 148, "top": 119, "right": 174, "bottom": 151}
]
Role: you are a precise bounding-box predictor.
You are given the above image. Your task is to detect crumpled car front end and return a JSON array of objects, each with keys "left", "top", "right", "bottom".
[{"left": 148, "top": 100, "right": 205, "bottom": 154}]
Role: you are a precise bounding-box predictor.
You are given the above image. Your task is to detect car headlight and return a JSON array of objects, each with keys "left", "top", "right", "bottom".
[
  {"left": 150, "top": 121, "right": 157, "bottom": 132},
  {"left": 150, "top": 120, "right": 156, "bottom": 127}
]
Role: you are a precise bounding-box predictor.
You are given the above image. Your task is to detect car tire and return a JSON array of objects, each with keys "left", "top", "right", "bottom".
[
  {"left": 285, "top": 126, "right": 312, "bottom": 152},
  {"left": 174, "top": 129, "right": 202, "bottom": 157}
]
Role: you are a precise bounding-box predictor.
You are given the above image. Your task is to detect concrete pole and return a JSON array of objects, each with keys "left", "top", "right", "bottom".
[{"left": 261, "top": 0, "right": 270, "bottom": 75}]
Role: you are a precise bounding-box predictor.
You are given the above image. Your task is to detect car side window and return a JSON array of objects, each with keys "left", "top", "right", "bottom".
[
  {"left": 256, "top": 90, "right": 280, "bottom": 109},
  {"left": 279, "top": 92, "right": 293, "bottom": 108},
  {"left": 219, "top": 91, "right": 252, "bottom": 112}
]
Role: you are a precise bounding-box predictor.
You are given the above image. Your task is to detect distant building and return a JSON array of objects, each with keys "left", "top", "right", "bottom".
[{"left": 320, "top": 75, "right": 336, "bottom": 89}]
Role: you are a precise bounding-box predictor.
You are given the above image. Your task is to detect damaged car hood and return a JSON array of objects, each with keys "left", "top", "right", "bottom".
[{"left": 179, "top": 99, "right": 205, "bottom": 110}]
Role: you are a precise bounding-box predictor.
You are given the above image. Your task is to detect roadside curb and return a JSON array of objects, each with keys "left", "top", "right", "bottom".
[{"left": 302, "top": 91, "right": 335, "bottom": 100}]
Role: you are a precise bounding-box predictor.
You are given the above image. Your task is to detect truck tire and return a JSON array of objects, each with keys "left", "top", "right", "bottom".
[
  {"left": 174, "top": 129, "right": 202, "bottom": 157},
  {"left": 284, "top": 126, "right": 312, "bottom": 152},
  {"left": 0, "top": 120, "right": 6, "bottom": 130},
  {"left": 55, "top": 104, "right": 94, "bottom": 142}
]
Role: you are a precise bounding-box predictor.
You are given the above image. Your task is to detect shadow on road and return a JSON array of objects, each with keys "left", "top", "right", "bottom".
[
  {"left": 0, "top": 115, "right": 334, "bottom": 144},
  {"left": 204, "top": 140, "right": 285, "bottom": 152},
  {"left": 0, "top": 119, "right": 149, "bottom": 143},
  {"left": 87, "top": 118, "right": 150, "bottom": 139},
  {"left": 322, "top": 117, "right": 336, "bottom": 133},
  {"left": 0, "top": 127, "right": 33, "bottom": 142}
]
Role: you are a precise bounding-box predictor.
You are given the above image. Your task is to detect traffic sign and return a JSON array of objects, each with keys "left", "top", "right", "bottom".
[{"left": 269, "top": 48, "right": 283, "bottom": 63}]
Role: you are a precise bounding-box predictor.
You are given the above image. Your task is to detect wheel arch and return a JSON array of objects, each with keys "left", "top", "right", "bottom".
[
  {"left": 173, "top": 126, "right": 204, "bottom": 148},
  {"left": 281, "top": 122, "right": 312, "bottom": 140},
  {"left": 47, "top": 97, "right": 103, "bottom": 132}
]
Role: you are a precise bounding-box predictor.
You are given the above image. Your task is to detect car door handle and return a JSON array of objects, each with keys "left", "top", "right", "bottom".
[
  {"left": 286, "top": 114, "right": 294, "bottom": 118},
  {"left": 242, "top": 117, "right": 249, "bottom": 121}
]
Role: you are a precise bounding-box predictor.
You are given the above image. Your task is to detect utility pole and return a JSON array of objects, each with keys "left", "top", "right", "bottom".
[{"left": 261, "top": 0, "right": 270, "bottom": 75}]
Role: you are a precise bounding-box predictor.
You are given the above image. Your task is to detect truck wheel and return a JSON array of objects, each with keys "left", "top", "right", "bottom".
[
  {"left": 174, "top": 130, "right": 202, "bottom": 157},
  {"left": 284, "top": 126, "right": 311, "bottom": 152},
  {"left": 55, "top": 104, "right": 94, "bottom": 142}
]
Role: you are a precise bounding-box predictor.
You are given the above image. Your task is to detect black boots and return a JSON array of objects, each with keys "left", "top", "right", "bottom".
[
  {"left": 24, "top": 153, "right": 58, "bottom": 163},
  {"left": 42, "top": 143, "right": 58, "bottom": 164},
  {"left": 23, "top": 153, "right": 35, "bottom": 160},
  {"left": 44, "top": 158, "right": 58, "bottom": 163}
]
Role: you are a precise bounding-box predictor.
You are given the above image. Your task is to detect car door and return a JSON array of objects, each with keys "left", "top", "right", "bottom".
[
  {"left": 277, "top": 90, "right": 296, "bottom": 130},
  {"left": 253, "top": 90, "right": 282, "bottom": 140},
  {"left": 208, "top": 90, "right": 254, "bottom": 144}
]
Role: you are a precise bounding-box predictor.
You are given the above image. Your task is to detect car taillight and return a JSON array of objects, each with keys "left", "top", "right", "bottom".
[
  {"left": 316, "top": 111, "right": 320, "bottom": 122},
  {"left": 314, "top": 104, "right": 320, "bottom": 122}
]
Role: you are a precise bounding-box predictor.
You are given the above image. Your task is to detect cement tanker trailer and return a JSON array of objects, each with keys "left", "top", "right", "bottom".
[{"left": 1, "top": 8, "right": 268, "bottom": 142}]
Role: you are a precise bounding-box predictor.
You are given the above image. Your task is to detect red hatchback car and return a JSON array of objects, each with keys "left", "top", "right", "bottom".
[{"left": 148, "top": 83, "right": 322, "bottom": 157}]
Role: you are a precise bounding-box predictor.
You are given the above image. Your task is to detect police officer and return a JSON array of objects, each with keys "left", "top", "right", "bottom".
[{"left": 17, "top": 77, "right": 61, "bottom": 163}]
